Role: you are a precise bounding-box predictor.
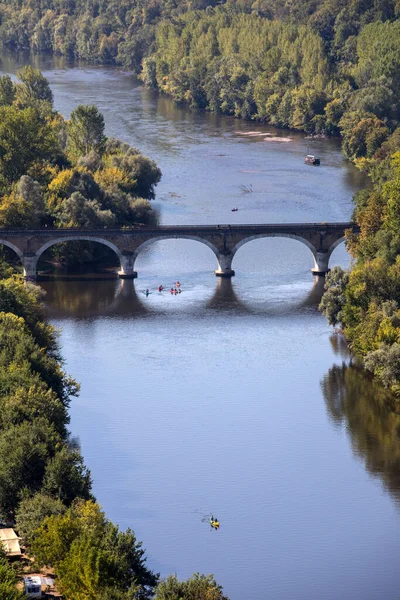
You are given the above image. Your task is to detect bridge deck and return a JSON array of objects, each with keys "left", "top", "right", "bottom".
[{"left": 0, "top": 222, "right": 357, "bottom": 235}]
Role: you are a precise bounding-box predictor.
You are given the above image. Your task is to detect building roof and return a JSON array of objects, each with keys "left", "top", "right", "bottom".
[
  {"left": 24, "top": 576, "right": 42, "bottom": 585},
  {"left": 0, "top": 528, "right": 21, "bottom": 556}
]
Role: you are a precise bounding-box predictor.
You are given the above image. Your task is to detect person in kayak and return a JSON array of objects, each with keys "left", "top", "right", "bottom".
[
  {"left": 145, "top": 289, "right": 150, "bottom": 296},
  {"left": 158, "top": 285, "right": 163, "bottom": 292},
  {"left": 210, "top": 516, "right": 220, "bottom": 530}
]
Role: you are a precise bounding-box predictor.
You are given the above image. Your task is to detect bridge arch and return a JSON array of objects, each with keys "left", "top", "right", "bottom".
[
  {"left": 132, "top": 235, "right": 221, "bottom": 265},
  {"left": 231, "top": 233, "right": 318, "bottom": 263},
  {"left": 0, "top": 239, "right": 24, "bottom": 262},
  {"left": 21, "top": 236, "right": 125, "bottom": 280},
  {"left": 231, "top": 233, "right": 318, "bottom": 257},
  {"left": 36, "top": 236, "right": 124, "bottom": 265},
  {"left": 327, "top": 236, "right": 346, "bottom": 255}
]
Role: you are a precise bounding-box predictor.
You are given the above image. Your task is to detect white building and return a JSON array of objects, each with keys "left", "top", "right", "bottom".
[
  {"left": 0, "top": 528, "right": 21, "bottom": 556},
  {"left": 23, "top": 575, "right": 42, "bottom": 598}
]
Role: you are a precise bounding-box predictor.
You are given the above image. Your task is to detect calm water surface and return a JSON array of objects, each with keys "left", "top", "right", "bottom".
[{"left": 2, "top": 54, "right": 400, "bottom": 600}]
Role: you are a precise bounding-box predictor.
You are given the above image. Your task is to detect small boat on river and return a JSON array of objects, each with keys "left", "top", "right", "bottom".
[{"left": 304, "top": 154, "right": 320, "bottom": 165}]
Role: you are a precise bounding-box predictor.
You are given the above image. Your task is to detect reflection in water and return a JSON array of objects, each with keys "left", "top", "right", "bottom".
[
  {"left": 299, "top": 276, "right": 326, "bottom": 307},
  {"left": 206, "top": 277, "right": 249, "bottom": 312},
  {"left": 41, "top": 273, "right": 327, "bottom": 319},
  {"left": 322, "top": 337, "right": 400, "bottom": 504},
  {"left": 41, "top": 278, "right": 148, "bottom": 319}
]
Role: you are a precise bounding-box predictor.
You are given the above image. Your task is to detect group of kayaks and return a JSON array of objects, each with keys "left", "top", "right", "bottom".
[{"left": 144, "top": 282, "right": 182, "bottom": 297}]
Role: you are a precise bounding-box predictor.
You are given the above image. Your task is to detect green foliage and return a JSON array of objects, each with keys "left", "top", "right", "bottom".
[
  {"left": 0, "top": 70, "right": 160, "bottom": 237},
  {"left": 32, "top": 500, "right": 158, "bottom": 600},
  {"left": 0, "top": 553, "right": 24, "bottom": 599},
  {"left": 321, "top": 151, "right": 400, "bottom": 394},
  {"left": 319, "top": 266, "right": 350, "bottom": 327},
  {"left": 0, "top": 105, "right": 58, "bottom": 190},
  {"left": 0, "top": 75, "right": 15, "bottom": 107},
  {"left": 1, "top": 0, "right": 399, "bottom": 155},
  {"left": 67, "top": 105, "right": 106, "bottom": 158},
  {"left": 0, "top": 0, "right": 398, "bottom": 164},
  {"left": 0, "top": 416, "right": 61, "bottom": 518},
  {"left": 0, "top": 277, "right": 55, "bottom": 350},
  {"left": 365, "top": 343, "right": 400, "bottom": 392},
  {"left": 15, "top": 66, "right": 54, "bottom": 107},
  {"left": 0, "top": 276, "right": 79, "bottom": 520},
  {"left": 42, "top": 446, "right": 92, "bottom": 505},
  {"left": 154, "top": 573, "right": 229, "bottom": 600},
  {"left": 15, "top": 492, "right": 66, "bottom": 547},
  {"left": 56, "top": 192, "right": 116, "bottom": 228},
  {"left": 0, "top": 70, "right": 161, "bottom": 271}
]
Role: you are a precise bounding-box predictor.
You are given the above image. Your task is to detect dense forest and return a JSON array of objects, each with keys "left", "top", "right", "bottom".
[{"left": 1, "top": 0, "right": 400, "bottom": 163}]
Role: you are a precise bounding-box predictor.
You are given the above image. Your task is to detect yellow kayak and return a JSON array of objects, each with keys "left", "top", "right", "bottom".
[{"left": 210, "top": 520, "right": 220, "bottom": 529}]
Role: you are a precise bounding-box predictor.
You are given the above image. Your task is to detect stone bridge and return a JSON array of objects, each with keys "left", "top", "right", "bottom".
[{"left": 0, "top": 222, "right": 359, "bottom": 280}]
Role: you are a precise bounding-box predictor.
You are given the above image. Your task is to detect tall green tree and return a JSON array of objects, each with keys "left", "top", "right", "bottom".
[
  {"left": 15, "top": 66, "right": 54, "bottom": 106},
  {"left": 67, "top": 105, "right": 106, "bottom": 158},
  {"left": 0, "top": 106, "right": 59, "bottom": 189}
]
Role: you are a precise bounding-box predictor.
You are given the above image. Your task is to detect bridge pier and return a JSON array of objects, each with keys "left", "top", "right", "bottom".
[
  {"left": 215, "top": 253, "right": 235, "bottom": 278},
  {"left": 311, "top": 251, "right": 330, "bottom": 276},
  {"left": 118, "top": 254, "right": 137, "bottom": 279},
  {"left": 23, "top": 254, "right": 38, "bottom": 281}
]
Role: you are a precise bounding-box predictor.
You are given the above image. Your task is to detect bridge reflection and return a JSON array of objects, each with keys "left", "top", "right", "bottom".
[{"left": 42, "top": 274, "right": 327, "bottom": 319}]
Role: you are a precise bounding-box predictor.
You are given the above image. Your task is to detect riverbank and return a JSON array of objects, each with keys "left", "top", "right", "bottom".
[{"left": 0, "top": 270, "right": 155, "bottom": 598}]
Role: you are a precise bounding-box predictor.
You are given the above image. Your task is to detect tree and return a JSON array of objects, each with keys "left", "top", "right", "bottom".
[
  {"left": 0, "top": 76, "right": 15, "bottom": 107},
  {"left": 0, "top": 175, "right": 47, "bottom": 228},
  {"left": 340, "top": 112, "right": 389, "bottom": 159},
  {"left": 16, "top": 176, "right": 45, "bottom": 222},
  {"left": 0, "top": 552, "right": 24, "bottom": 600},
  {"left": 154, "top": 573, "right": 229, "bottom": 600},
  {"left": 0, "top": 382, "right": 69, "bottom": 436},
  {"left": 67, "top": 105, "right": 106, "bottom": 158},
  {"left": 365, "top": 343, "right": 400, "bottom": 393},
  {"left": 0, "top": 106, "right": 59, "bottom": 188},
  {"left": 15, "top": 66, "right": 54, "bottom": 106},
  {"left": 319, "top": 266, "right": 350, "bottom": 327},
  {"left": 15, "top": 493, "right": 66, "bottom": 547},
  {"left": 106, "top": 140, "right": 161, "bottom": 200},
  {"left": 42, "top": 446, "right": 92, "bottom": 505},
  {"left": 0, "top": 418, "right": 60, "bottom": 518},
  {"left": 56, "top": 192, "right": 116, "bottom": 227}
]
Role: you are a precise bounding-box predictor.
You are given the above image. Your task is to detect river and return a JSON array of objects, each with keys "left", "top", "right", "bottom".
[{"left": 2, "top": 54, "right": 400, "bottom": 600}]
